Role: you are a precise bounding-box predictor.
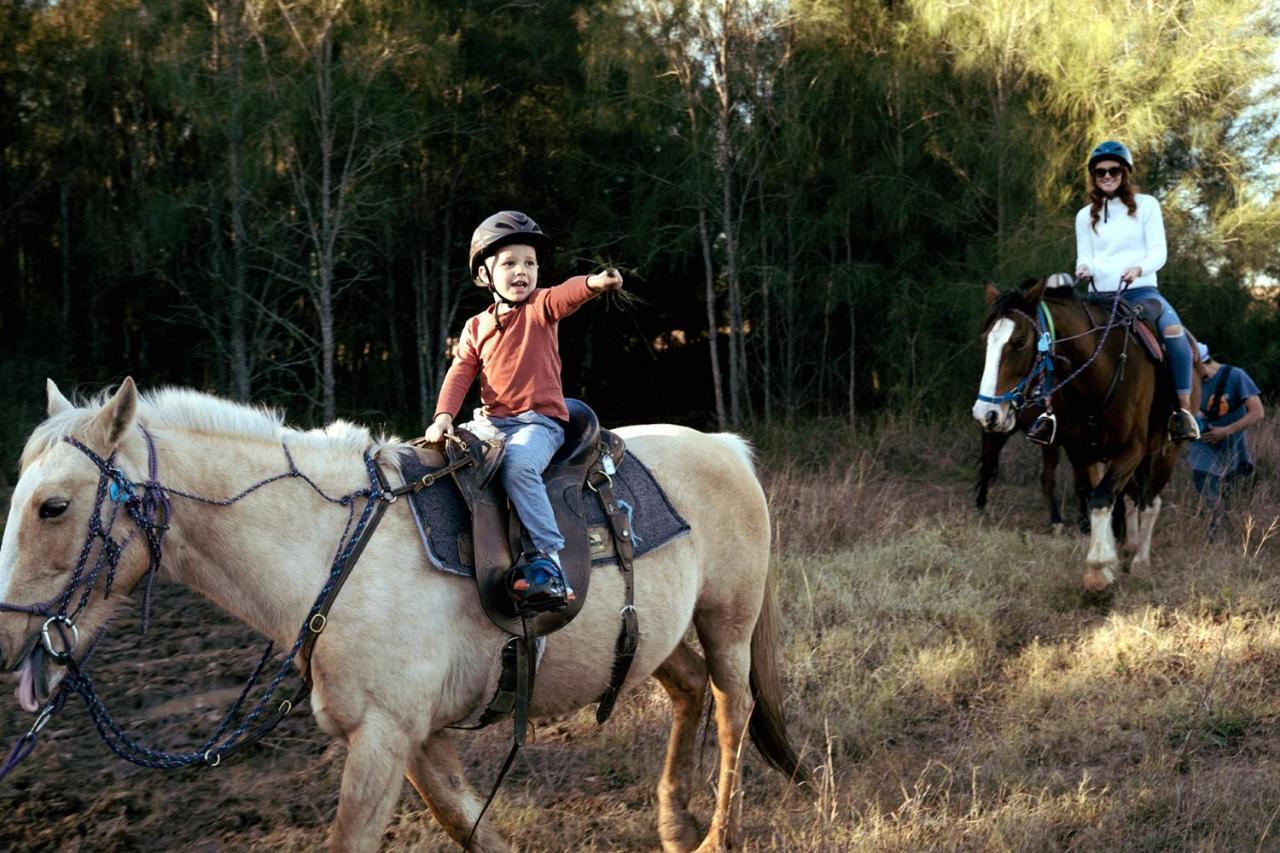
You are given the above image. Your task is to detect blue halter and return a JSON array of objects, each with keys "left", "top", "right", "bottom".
[{"left": 976, "top": 302, "right": 1056, "bottom": 409}]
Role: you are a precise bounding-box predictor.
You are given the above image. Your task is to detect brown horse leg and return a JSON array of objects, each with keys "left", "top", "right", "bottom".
[
  {"left": 692, "top": 612, "right": 755, "bottom": 852},
  {"left": 1040, "top": 444, "right": 1064, "bottom": 531},
  {"left": 329, "top": 713, "right": 413, "bottom": 853},
  {"left": 653, "top": 640, "right": 710, "bottom": 853},
  {"left": 976, "top": 429, "right": 1012, "bottom": 513},
  {"left": 405, "top": 731, "right": 511, "bottom": 853}
]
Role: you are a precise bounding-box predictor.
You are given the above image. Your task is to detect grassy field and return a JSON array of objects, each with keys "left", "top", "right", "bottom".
[{"left": 2, "top": 414, "right": 1279, "bottom": 851}]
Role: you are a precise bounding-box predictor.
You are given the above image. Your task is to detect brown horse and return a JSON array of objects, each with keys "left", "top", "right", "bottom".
[
  {"left": 0, "top": 379, "right": 807, "bottom": 852},
  {"left": 972, "top": 279, "right": 1197, "bottom": 591}
]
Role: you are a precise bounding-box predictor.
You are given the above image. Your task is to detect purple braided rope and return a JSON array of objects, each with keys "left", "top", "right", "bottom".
[{"left": 0, "top": 429, "right": 384, "bottom": 774}]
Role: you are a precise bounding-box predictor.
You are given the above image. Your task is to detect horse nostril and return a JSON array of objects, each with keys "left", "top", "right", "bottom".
[{"left": 985, "top": 411, "right": 997, "bottom": 428}]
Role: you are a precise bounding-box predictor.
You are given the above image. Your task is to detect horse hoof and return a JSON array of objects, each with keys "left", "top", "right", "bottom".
[{"left": 1081, "top": 566, "right": 1115, "bottom": 592}]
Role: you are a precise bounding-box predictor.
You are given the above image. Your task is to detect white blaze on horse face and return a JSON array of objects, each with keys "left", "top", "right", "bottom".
[
  {"left": 0, "top": 458, "right": 42, "bottom": 603},
  {"left": 973, "top": 318, "right": 1016, "bottom": 431}
]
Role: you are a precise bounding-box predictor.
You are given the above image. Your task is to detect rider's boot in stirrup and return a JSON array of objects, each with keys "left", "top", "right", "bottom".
[
  {"left": 506, "top": 552, "right": 576, "bottom": 615},
  {"left": 1168, "top": 408, "right": 1201, "bottom": 443},
  {"left": 1026, "top": 412, "right": 1057, "bottom": 446}
]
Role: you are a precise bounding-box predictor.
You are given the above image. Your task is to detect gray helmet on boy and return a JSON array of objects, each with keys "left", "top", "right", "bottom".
[
  {"left": 1088, "top": 140, "right": 1134, "bottom": 171},
  {"left": 468, "top": 211, "right": 553, "bottom": 286}
]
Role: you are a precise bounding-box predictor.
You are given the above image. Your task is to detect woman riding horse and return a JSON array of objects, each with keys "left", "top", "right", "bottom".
[
  {"left": 973, "top": 277, "right": 1197, "bottom": 591},
  {"left": 1026, "top": 140, "right": 1200, "bottom": 447}
]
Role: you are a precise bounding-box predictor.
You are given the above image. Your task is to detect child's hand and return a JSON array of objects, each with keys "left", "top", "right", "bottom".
[
  {"left": 422, "top": 414, "right": 454, "bottom": 444},
  {"left": 587, "top": 268, "right": 624, "bottom": 293}
]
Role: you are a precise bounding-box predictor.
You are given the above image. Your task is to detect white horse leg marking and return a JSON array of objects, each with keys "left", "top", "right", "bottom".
[
  {"left": 1084, "top": 504, "right": 1118, "bottom": 590},
  {"left": 1133, "top": 496, "right": 1162, "bottom": 571},
  {"left": 972, "top": 318, "right": 1015, "bottom": 430},
  {"left": 1123, "top": 495, "right": 1140, "bottom": 557}
]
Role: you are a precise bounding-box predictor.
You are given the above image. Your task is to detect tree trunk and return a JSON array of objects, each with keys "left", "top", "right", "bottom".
[{"left": 698, "top": 206, "right": 726, "bottom": 431}]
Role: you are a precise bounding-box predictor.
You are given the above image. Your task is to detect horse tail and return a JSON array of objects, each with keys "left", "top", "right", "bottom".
[
  {"left": 706, "top": 433, "right": 809, "bottom": 785},
  {"left": 748, "top": 562, "right": 809, "bottom": 784}
]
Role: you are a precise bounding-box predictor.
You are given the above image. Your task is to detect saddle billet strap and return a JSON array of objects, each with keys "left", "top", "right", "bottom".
[{"left": 592, "top": 467, "right": 639, "bottom": 726}]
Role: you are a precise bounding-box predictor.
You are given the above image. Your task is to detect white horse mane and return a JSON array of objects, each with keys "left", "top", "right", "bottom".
[{"left": 21, "top": 385, "right": 401, "bottom": 472}]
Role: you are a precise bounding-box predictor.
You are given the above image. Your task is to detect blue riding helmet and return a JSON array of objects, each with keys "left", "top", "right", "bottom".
[{"left": 1089, "top": 140, "right": 1134, "bottom": 170}]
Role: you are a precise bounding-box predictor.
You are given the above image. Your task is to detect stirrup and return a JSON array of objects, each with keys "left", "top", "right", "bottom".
[
  {"left": 506, "top": 554, "right": 576, "bottom": 615},
  {"left": 1168, "top": 408, "right": 1201, "bottom": 443},
  {"left": 1026, "top": 412, "right": 1057, "bottom": 446}
]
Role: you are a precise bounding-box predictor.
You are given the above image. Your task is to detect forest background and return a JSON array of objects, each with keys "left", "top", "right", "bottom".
[{"left": 1, "top": 0, "right": 1279, "bottom": 465}]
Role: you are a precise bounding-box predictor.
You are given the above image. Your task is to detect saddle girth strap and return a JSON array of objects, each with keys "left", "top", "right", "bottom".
[{"left": 592, "top": 466, "right": 639, "bottom": 725}]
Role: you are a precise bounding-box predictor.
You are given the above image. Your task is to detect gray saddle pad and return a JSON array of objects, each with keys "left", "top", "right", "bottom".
[{"left": 398, "top": 449, "right": 691, "bottom": 577}]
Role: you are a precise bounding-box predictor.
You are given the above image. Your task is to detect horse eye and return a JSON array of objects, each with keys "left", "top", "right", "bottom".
[
  {"left": 1010, "top": 337, "right": 1028, "bottom": 350},
  {"left": 38, "top": 499, "right": 69, "bottom": 519}
]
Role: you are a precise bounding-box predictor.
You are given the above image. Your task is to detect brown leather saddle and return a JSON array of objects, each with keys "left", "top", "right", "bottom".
[
  {"left": 440, "top": 400, "right": 627, "bottom": 638},
  {"left": 1085, "top": 294, "right": 1166, "bottom": 364}
]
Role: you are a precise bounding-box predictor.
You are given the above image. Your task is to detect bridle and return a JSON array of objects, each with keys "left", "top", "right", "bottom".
[
  {"left": 0, "top": 425, "right": 434, "bottom": 778},
  {"left": 976, "top": 301, "right": 1058, "bottom": 411},
  {"left": 976, "top": 281, "right": 1131, "bottom": 414}
]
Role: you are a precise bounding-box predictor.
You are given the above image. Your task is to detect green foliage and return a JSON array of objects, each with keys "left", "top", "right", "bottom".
[{"left": 0, "top": 0, "right": 1276, "bottom": 430}]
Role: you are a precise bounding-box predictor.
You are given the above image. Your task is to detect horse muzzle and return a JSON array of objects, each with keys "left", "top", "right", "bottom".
[{"left": 972, "top": 402, "right": 1016, "bottom": 434}]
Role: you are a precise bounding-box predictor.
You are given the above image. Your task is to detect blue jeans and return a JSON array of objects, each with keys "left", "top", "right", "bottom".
[
  {"left": 481, "top": 412, "right": 565, "bottom": 556},
  {"left": 1120, "top": 287, "right": 1192, "bottom": 395}
]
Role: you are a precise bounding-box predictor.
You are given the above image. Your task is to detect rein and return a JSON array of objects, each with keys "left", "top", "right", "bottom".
[
  {"left": 978, "top": 282, "right": 1130, "bottom": 413},
  {"left": 0, "top": 430, "right": 430, "bottom": 778}
]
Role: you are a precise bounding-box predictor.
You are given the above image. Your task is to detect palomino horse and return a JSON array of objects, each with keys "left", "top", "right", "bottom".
[
  {"left": 0, "top": 379, "right": 806, "bottom": 852},
  {"left": 972, "top": 279, "right": 1196, "bottom": 591}
]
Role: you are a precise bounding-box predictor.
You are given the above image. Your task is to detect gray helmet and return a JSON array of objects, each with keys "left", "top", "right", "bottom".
[
  {"left": 468, "top": 211, "right": 553, "bottom": 285},
  {"left": 1088, "top": 140, "right": 1134, "bottom": 171}
]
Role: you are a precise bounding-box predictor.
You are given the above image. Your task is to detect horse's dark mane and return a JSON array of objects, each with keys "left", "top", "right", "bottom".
[{"left": 981, "top": 279, "right": 1080, "bottom": 333}]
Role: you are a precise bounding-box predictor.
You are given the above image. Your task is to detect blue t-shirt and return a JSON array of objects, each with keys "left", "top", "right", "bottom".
[{"left": 1186, "top": 364, "right": 1261, "bottom": 475}]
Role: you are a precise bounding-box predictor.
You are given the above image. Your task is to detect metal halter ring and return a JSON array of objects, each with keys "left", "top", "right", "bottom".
[
  {"left": 40, "top": 615, "right": 80, "bottom": 664},
  {"left": 309, "top": 613, "right": 327, "bottom": 634},
  {"left": 204, "top": 750, "right": 221, "bottom": 767}
]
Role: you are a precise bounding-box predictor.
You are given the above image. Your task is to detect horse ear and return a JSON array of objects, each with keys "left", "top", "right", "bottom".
[
  {"left": 1024, "top": 278, "right": 1047, "bottom": 303},
  {"left": 85, "top": 377, "right": 138, "bottom": 451},
  {"left": 983, "top": 282, "right": 1000, "bottom": 305},
  {"left": 46, "top": 379, "right": 74, "bottom": 417}
]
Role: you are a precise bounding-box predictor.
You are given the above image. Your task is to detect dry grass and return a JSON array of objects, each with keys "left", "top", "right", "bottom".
[{"left": 3, "top": 413, "right": 1280, "bottom": 851}]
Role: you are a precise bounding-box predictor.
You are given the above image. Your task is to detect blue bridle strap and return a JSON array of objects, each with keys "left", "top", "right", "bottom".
[{"left": 975, "top": 302, "right": 1056, "bottom": 408}]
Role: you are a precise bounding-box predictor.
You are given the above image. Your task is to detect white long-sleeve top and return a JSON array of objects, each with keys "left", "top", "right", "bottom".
[{"left": 1074, "top": 193, "right": 1167, "bottom": 292}]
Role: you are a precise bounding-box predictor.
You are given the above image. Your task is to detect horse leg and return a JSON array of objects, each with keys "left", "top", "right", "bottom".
[
  {"left": 1129, "top": 452, "right": 1175, "bottom": 573},
  {"left": 692, "top": 610, "right": 757, "bottom": 852},
  {"left": 653, "top": 640, "right": 710, "bottom": 853},
  {"left": 330, "top": 713, "right": 412, "bottom": 853},
  {"left": 975, "top": 429, "right": 1011, "bottom": 512},
  {"left": 404, "top": 731, "right": 511, "bottom": 853},
  {"left": 1081, "top": 445, "right": 1145, "bottom": 592},
  {"left": 1040, "top": 444, "right": 1063, "bottom": 532}
]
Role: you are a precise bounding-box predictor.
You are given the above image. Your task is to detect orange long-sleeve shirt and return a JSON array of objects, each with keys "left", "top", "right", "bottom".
[{"left": 435, "top": 276, "right": 596, "bottom": 422}]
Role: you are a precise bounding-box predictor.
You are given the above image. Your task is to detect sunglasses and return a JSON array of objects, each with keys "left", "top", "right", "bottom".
[{"left": 1092, "top": 166, "right": 1125, "bottom": 179}]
